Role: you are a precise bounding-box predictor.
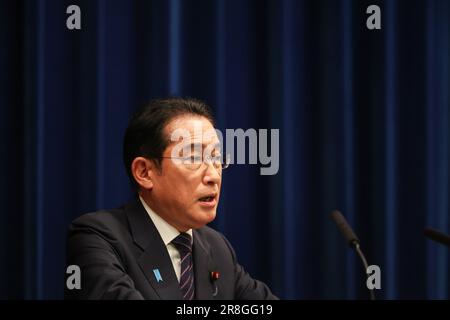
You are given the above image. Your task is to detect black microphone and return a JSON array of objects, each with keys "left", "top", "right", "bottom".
[
  {"left": 330, "top": 210, "right": 375, "bottom": 300},
  {"left": 424, "top": 227, "right": 450, "bottom": 247}
]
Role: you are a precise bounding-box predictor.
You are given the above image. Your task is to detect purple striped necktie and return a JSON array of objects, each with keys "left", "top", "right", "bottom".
[{"left": 172, "top": 232, "right": 195, "bottom": 300}]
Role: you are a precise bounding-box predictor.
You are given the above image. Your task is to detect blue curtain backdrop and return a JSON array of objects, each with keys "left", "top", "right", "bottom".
[{"left": 1, "top": 0, "right": 449, "bottom": 299}]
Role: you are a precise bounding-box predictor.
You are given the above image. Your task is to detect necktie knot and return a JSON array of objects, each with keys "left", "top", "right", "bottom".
[{"left": 172, "top": 232, "right": 192, "bottom": 257}]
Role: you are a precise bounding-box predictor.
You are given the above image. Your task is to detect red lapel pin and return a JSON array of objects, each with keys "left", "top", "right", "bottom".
[{"left": 210, "top": 271, "right": 220, "bottom": 281}]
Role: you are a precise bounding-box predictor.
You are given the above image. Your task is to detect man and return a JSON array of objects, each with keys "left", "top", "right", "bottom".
[{"left": 65, "top": 97, "right": 278, "bottom": 300}]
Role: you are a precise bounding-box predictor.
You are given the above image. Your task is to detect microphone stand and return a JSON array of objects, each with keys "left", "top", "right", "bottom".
[{"left": 352, "top": 241, "right": 375, "bottom": 301}]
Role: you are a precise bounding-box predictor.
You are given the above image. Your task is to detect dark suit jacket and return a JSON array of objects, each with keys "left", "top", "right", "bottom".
[{"left": 65, "top": 199, "right": 278, "bottom": 300}]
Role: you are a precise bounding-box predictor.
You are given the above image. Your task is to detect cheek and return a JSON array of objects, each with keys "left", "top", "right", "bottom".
[{"left": 167, "top": 175, "right": 198, "bottom": 203}]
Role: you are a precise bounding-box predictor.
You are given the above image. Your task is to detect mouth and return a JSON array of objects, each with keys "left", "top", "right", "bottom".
[{"left": 198, "top": 193, "right": 217, "bottom": 207}]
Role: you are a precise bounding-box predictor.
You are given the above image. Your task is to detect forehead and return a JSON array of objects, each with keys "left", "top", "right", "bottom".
[{"left": 164, "top": 115, "right": 219, "bottom": 144}]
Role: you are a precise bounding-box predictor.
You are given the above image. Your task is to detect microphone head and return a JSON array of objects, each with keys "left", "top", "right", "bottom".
[
  {"left": 330, "top": 210, "right": 360, "bottom": 247},
  {"left": 424, "top": 227, "right": 450, "bottom": 247}
]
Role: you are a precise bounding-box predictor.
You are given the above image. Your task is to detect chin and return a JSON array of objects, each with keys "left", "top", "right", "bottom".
[{"left": 192, "top": 210, "right": 217, "bottom": 228}]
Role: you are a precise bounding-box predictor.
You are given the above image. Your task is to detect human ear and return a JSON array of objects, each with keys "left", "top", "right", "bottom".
[{"left": 131, "top": 157, "right": 154, "bottom": 190}]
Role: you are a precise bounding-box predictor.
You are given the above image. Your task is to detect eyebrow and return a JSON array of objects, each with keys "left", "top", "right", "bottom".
[
  {"left": 187, "top": 142, "right": 221, "bottom": 149},
  {"left": 168, "top": 142, "right": 220, "bottom": 149},
  {"left": 180, "top": 142, "right": 222, "bottom": 155}
]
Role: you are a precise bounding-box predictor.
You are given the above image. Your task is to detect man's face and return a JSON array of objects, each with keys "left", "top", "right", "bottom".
[{"left": 147, "top": 115, "right": 222, "bottom": 231}]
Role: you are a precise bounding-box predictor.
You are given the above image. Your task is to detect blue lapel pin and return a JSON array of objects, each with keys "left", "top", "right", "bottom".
[{"left": 153, "top": 269, "right": 163, "bottom": 282}]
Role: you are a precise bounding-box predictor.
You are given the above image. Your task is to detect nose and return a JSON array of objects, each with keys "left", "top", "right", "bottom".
[{"left": 202, "top": 162, "right": 221, "bottom": 186}]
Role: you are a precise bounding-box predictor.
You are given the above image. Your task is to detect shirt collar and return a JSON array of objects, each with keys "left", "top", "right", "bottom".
[{"left": 139, "top": 195, "right": 193, "bottom": 245}]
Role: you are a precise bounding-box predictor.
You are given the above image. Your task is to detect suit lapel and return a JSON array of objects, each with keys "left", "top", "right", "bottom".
[
  {"left": 126, "top": 199, "right": 182, "bottom": 300},
  {"left": 193, "top": 229, "right": 218, "bottom": 300}
]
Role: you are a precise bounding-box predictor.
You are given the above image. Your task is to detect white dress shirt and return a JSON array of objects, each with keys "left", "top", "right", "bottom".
[{"left": 139, "top": 196, "right": 193, "bottom": 282}]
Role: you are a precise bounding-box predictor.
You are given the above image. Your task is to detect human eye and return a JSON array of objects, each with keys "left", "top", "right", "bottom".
[
  {"left": 184, "top": 155, "right": 202, "bottom": 164},
  {"left": 209, "top": 155, "right": 222, "bottom": 168}
]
